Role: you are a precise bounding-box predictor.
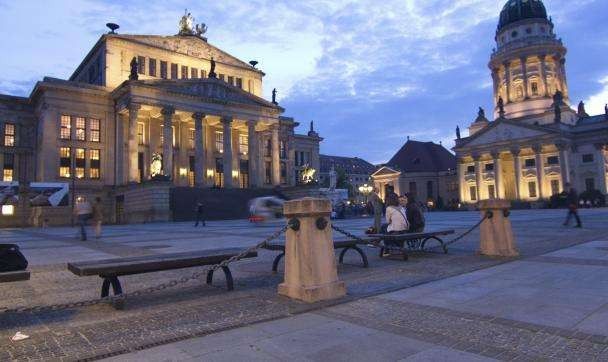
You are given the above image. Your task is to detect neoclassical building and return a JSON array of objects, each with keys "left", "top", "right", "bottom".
[
  {"left": 0, "top": 14, "right": 321, "bottom": 224},
  {"left": 454, "top": 0, "right": 608, "bottom": 204}
]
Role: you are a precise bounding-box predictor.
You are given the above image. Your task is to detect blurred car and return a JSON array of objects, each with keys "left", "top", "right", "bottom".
[{"left": 248, "top": 196, "right": 285, "bottom": 222}]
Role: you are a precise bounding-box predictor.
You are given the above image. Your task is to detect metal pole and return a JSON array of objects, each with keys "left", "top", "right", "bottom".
[{"left": 71, "top": 150, "right": 75, "bottom": 227}]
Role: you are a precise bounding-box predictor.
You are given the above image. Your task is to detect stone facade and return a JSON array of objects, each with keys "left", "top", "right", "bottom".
[
  {"left": 0, "top": 18, "right": 321, "bottom": 225},
  {"left": 454, "top": 0, "right": 608, "bottom": 205}
]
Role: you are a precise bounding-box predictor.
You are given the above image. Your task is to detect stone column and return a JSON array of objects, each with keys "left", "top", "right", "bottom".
[
  {"left": 503, "top": 61, "right": 511, "bottom": 103},
  {"left": 520, "top": 56, "right": 529, "bottom": 99},
  {"left": 533, "top": 145, "right": 545, "bottom": 199},
  {"left": 478, "top": 199, "right": 518, "bottom": 257},
  {"left": 193, "top": 112, "right": 205, "bottom": 187},
  {"left": 457, "top": 159, "right": 466, "bottom": 202},
  {"left": 560, "top": 58, "right": 568, "bottom": 98},
  {"left": 492, "top": 151, "right": 503, "bottom": 199},
  {"left": 222, "top": 117, "right": 234, "bottom": 188},
  {"left": 278, "top": 198, "right": 346, "bottom": 303},
  {"left": 539, "top": 55, "right": 549, "bottom": 97},
  {"left": 474, "top": 155, "right": 483, "bottom": 201},
  {"left": 247, "top": 120, "right": 259, "bottom": 188},
  {"left": 553, "top": 55, "right": 565, "bottom": 94},
  {"left": 491, "top": 69, "right": 500, "bottom": 105},
  {"left": 557, "top": 142, "right": 570, "bottom": 190},
  {"left": 595, "top": 144, "right": 607, "bottom": 194},
  {"left": 511, "top": 147, "right": 522, "bottom": 200},
  {"left": 161, "top": 106, "right": 175, "bottom": 180},
  {"left": 127, "top": 103, "right": 141, "bottom": 183},
  {"left": 271, "top": 125, "right": 281, "bottom": 186}
]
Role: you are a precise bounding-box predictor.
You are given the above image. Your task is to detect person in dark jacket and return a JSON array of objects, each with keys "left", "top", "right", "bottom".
[
  {"left": 563, "top": 183, "right": 582, "bottom": 228},
  {"left": 402, "top": 194, "right": 425, "bottom": 233},
  {"left": 194, "top": 201, "right": 206, "bottom": 227}
]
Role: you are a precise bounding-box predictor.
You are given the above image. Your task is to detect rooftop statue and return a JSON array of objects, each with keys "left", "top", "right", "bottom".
[
  {"left": 577, "top": 101, "right": 589, "bottom": 118},
  {"left": 129, "top": 57, "right": 138, "bottom": 81},
  {"left": 272, "top": 88, "right": 278, "bottom": 105},
  {"left": 208, "top": 57, "right": 217, "bottom": 78},
  {"left": 179, "top": 10, "right": 207, "bottom": 37},
  {"left": 456, "top": 126, "right": 461, "bottom": 140},
  {"left": 497, "top": 96, "right": 505, "bottom": 117},
  {"left": 478, "top": 107, "right": 485, "bottom": 117},
  {"left": 605, "top": 104, "right": 608, "bottom": 120}
]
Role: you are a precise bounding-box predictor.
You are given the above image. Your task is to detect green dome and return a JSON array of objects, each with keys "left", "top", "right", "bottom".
[{"left": 498, "top": 0, "right": 548, "bottom": 31}]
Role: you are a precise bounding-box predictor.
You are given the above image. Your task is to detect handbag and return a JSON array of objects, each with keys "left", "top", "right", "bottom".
[{"left": 0, "top": 244, "right": 28, "bottom": 272}]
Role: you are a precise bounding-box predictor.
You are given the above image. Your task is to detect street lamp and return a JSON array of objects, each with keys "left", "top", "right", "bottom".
[{"left": 358, "top": 184, "right": 373, "bottom": 196}]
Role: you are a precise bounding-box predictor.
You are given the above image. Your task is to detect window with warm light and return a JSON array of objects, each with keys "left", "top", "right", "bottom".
[
  {"left": 2, "top": 205, "right": 14, "bottom": 216},
  {"left": 59, "top": 147, "right": 71, "bottom": 178},
  {"left": 160, "top": 125, "right": 176, "bottom": 147},
  {"left": 239, "top": 134, "right": 248, "bottom": 154},
  {"left": 215, "top": 131, "right": 224, "bottom": 153},
  {"left": 137, "top": 122, "right": 145, "bottom": 145},
  {"left": 188, "top": 128, "right": 195, "bottom": 149},
  {"left": 60, "top": 115, "right": 71, "bottom": 140},
  {"left": 4, "top": 123, "right": 15, "bottom": 147},
  {"left": 75, "top": 117, "right": 86, "bottom": 141},
  {"left": 89, "top": 118, "right": 100, "bottom": 142},
  {"left": 3, "top": 153, "right": 14, "bottom": 182},
  {"left": 90, "top": 149, "right": 100, "bottom": 179},
  {"left": 75, "top": 148, "right": 85, "bottom": 179},
  {"left": 191, "top": 68, "right": 198, "bottom": 78}
]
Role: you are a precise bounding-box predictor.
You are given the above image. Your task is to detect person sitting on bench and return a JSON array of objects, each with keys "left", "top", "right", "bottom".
[
  {"left": 402, "top": 194, "right": 425, "bottom": 233},
  {"left": 385, "top": 193, "right": 409, "bottom": 235}
]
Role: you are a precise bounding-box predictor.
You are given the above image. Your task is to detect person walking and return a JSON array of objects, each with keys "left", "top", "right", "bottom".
[
  {"left": 563, "top": 183, "right": 582, "bottom": 228},
  {"left": 194, "top": 201, "right": 206, "bottom": 227},
  {"left": 369, "top": 188, "right": 384, "bottom": 234},
  {"left": 74, "top": 196, "right": 93, "bottom": 241},
  {"left": 92, "top": 197, "right": 104, "bottom": 239}
]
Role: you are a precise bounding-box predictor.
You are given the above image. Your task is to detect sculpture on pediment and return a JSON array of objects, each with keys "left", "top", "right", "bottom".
[
  {"left": 129, "top": 57, "right": 138, "bottom": 81},
  {"left": 179, "top": 10, "right": 207, "bottom": 37},
  {"left": 195, "top": 23, "right": 208, "bottom": 37},
  {"left": 577, "top": 101, "right": 589, "bottom": 118},
  {"left": 272, "top": 88, "right": 278, "bottom": 105},
  {"left": 208, "top": 57, "right": 217, "bottom": 78}
]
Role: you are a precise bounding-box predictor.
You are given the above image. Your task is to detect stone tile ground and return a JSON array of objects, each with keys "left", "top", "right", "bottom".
[{"left": 1, "top": 208, "right": 608, "bottom": 361}]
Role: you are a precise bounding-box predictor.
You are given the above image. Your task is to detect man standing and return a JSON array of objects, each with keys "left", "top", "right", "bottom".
[
  {"left": 563, "top": 183, "right": 582, "bottom": 228},
  {"left": 194, "top": 201, "right": 206, "bottom": 227},
  {"left": 74, "top": 196, "right": 93, "bottom": 241},
  {"left": 369, "top": 188, "right": 384, "bottom": 233},
  {"left": 92, "top": 197, "right": 104, "bottom": 239}
]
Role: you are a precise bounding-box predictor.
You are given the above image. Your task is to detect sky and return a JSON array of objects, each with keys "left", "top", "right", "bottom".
[{"left": 0, "top": 0, "right": 607, "bottom": 164}]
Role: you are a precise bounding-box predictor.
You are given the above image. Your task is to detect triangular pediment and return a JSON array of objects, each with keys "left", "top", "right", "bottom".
[
  {"left": 372, "top": 166, "right": 401, "bottom": 177},
  {"left": 113, "top": 35, "right": 254, "bottom": 70},
  {"left": 132, "top": 79, "right": 281, "bottom": 110},
  {"left": 462, "top": 120, "right": 556, "bottom": 148}
]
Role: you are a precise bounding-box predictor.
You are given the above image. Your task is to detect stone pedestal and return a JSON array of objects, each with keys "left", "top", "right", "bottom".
[
  {"left": 278, "top": 198, "right": 346, "bottom": 303},
  {"left": 478, "top": 199, "right": 519, "bottom": 257}
]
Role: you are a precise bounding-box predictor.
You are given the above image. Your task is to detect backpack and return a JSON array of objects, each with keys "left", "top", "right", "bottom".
[{"left": 0, "top": 244, "right": 28, "bottom": 272}]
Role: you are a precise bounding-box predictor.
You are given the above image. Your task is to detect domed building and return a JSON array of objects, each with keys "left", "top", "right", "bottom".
[{"left": 454, "top": 0, "right": 607, "bottom": 204}]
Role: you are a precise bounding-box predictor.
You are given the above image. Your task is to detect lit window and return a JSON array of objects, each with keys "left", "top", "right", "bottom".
[
  {"left": 89, "top": 118, "right": 100, "bottom": 142},
  {"left": 3, "top": 153, "right": 14, "bottom": 181},
  {"left": 3, "top": 169, "right": 13, "bottom": 182},
  {"left": 531, "top": 82, "right": 539, "bottom": 96},
  {"left": 90, "top": 149, "right": 100, "bottom": 179},
  {"left": 191, "top": 68, "right": 198, "bottom": 78},
  {"left": 75, "top": 148, "right": 85, "bottom": 179},
  {"left": 60, "top": 115, "right": 71, "bottom": 140},
  {"left": 59, "top": 147, "right": 71, "bottom": 178},
  {"left": 188, "top": 128, "right": 195, "bottom": 149},
  {"left": 75, "top": 117, "right": 86, "bottom": 141},
  {"left": 528, "top": 181, "right": 537, "bottom": 198},
  {"left": 239, "top": 134, "right": 248, "bottom": 154},
  {"left": 2, "top": 205, "right": 14, "bottom": 216},
  {"left": 137, "top": 122, "right": 145, "bottom": 145},
  {"left": 4, "top": 123, "right": 15, "bottom": 147},
  {"left": 470, "top": 186, "right": 477, "bottom": 201},
  {"left": 160, "top": 125, "right": 176, "bottom": 147},
  {"left": 215, "top": 131, "right": 224, "bottom": 153}
]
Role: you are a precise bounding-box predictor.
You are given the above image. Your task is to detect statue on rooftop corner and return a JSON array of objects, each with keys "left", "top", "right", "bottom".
[
  {"left": 577, "top": 101, "right": 589, "bottom": 118},
  {"left": 605, "top": 104, "right": 608, "bottom": 120},
  {"left": 497, "top": 96, "right": 505, "bottom": 117},
  {"left": 456, "top": 126, "right": 461, "bottom": 140},
  {"left": 195, "top": 23, "right": 208, "bottom": 36},
  {"left": 208, "top": 57, "right": 217, "bottom": 78},
  {"left": 272, "top": 88, "right": 278, "bottom": 105},
  {"left": 478, "top": 107, "right": 485, "bottom": 117},
  {"left": 179, "top": 10, "right": 195, "bottom": 35},
  {"left": 129, "top": 57, "right": 138, "bottom": 81}
]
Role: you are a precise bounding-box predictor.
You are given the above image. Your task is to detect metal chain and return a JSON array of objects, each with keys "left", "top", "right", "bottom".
[
  {"left": 0, "top": 224, "right": 290, "bottom": 315},
  {"left": 331, "top": 224, "right": 378, "bottom": 245}
]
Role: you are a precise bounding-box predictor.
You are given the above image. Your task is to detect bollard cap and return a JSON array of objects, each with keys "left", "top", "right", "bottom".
[
  {"left": 284, "top": 198, "right": 331, "bottom": 217},
  {"left": 478, "top": 199, "right": 511, "bottom": 210}
]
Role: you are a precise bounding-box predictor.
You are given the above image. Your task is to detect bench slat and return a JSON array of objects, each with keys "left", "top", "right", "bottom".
[
  {"left": 0, "top": 270, "right": 31, "bottom": 283},
  {"left": 367, "top": 229, "right": 455, "bottom": 240},
  {"left": 67, "top": 248, "right": 257, "bottom": 277}
]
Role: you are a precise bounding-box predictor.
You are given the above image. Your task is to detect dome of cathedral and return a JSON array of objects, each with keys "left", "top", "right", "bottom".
[{"left": 498, "top": 0, "right": 548, "bottom": 31}]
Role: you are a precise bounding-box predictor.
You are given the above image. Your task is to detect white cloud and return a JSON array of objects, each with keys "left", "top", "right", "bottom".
[{"left": 585, "top": 75, "right": 608, "bottom": 115}]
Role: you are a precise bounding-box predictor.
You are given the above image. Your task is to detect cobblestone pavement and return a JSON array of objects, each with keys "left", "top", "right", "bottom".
[{"left": 1, "top": 208, "right": 607, "bottom": 361}]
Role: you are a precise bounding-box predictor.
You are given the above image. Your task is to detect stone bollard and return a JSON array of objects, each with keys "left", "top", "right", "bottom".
[
  {"left": 478, "top": 199, "right": 519, "bottom": 257},
  {"left": 278, "top": 198, "right": 346, "bottom": 303}
]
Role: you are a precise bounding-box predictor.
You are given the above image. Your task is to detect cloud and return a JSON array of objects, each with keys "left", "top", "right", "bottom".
[{"left": 585, "top": 75, "right": 608, "bottom": 115}]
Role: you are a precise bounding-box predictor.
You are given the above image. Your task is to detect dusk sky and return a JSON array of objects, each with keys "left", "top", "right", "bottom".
[{"left": 1, "top": 0, "right": 607, "bottom": 164}]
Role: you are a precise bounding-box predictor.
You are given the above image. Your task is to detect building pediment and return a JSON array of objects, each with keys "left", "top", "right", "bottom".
[
  {"left": 459, "top": 120, "right": 557, "bottom": 148},
  {"left": 371, "top": 166, "right": 401, "bottom": 178},
  {"left": 117, "top": 78, "right": 282, "bottom": 111}
]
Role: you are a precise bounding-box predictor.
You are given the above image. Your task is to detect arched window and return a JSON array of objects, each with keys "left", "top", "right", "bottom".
[{"left": 531, "top": 82, "right": 539, "bottom": 96}]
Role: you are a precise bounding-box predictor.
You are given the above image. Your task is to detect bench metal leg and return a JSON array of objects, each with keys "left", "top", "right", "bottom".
[
  {"left": 421, "top": 236, "right": 448, "bottom": 254},
  {"left": 339, "top": 247, "right": 369, "bottom": 268},
  {"left": 101, "top": 276, "right": 124, "bottom": 310},
  {"left": 272, "top": 252, "right": 285, "bottom": 273},
  {"left": 206, "top": 266, "right": 234, "bottom": 291}
]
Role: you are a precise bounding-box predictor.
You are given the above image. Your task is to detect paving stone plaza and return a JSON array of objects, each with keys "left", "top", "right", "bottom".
[{"left": 1, "top": 208, "right": 608, "bottom": 361}]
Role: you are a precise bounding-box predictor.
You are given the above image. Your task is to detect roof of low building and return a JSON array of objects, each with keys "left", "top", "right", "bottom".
[
  {"left": 386, "top": 140, "right": 456, "bottom": 173},
  {"left": 319, "top": 155, "right": 376, "bottom": 175}
]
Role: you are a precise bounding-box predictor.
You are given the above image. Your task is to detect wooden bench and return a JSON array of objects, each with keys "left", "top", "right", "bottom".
[
  {"left": 368, "top": 229, "right": 455, "bottom": 260},
  {"left": 0, "top": 270, "right": 30, "bottom": 283},
  {"left": 264, "top": 238, "right": 376, "bottom": 272},
  {"left": 67, "top": 248, "right": 257, "bottom": 308}
]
